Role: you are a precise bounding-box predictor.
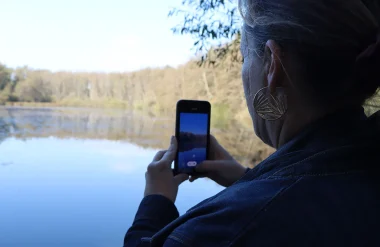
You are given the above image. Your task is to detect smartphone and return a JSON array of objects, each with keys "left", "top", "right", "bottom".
[{"left": 174, "top": 100, "right": 211, "bottom": 175}]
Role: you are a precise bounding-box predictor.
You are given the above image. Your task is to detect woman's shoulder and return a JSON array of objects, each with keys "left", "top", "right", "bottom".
[
  {"left": 233, "top": 172, "right": 380, "bottom": 246},
  {"left": 160, "top": 177, "right": 299, "bottom": 246}
]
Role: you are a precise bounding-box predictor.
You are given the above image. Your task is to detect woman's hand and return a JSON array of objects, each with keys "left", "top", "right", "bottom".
[
  {"left": 190, "top": 135, "right": 247, "bottom": 187},
  {"left": 144, "top": 136, "right": 189, "bottom": 203}
]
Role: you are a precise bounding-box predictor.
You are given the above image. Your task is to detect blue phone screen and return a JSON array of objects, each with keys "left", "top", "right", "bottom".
[{"left": 177, "top": 113, "right": 208, "bottom": 174}]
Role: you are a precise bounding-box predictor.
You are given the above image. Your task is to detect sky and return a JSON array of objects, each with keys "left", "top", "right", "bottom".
[
  {"left": 0, "top": 0, "right": 196, "bottom": 72},
  {"left": 180, "top": 113, "right": 208, "bottom": 135}
]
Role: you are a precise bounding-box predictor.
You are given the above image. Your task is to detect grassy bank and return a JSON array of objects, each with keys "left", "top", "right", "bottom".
[
  {"left": 4, "top": 99, "right": 250, "bottom": 129},
  {"left": 5, "top": 99, "right": 128, "bottom": 109}
]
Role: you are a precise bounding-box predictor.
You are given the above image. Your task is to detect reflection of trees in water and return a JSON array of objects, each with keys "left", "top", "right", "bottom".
[
  {"left": 0, "top": 118, "right": 7, "bottom": 143},
  {"left": 0, "top": 107, "right": 273, "bottom": 167},
  {"left": 0, "top": 107, "right": 16, "bottom": 144},
  {"left": 178, "top": 132, "right": 207, "bottom": 152}
]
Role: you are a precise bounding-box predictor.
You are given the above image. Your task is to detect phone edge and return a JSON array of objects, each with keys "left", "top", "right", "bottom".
[{"left": 174, "top": 100, "right": 211, "bottom": 176}]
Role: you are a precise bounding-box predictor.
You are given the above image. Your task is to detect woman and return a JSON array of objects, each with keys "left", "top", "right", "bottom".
[{"left": 125, "top": 0, "right": 380, "bottom": 246}]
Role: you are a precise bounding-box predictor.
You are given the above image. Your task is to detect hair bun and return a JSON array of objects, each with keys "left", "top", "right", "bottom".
[{"left": 355, "top": 31, "right": 380, "bottom": 96}]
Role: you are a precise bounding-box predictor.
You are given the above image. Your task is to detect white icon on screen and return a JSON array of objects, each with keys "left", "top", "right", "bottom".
[{"left": 187, "top": 161, "right": 197, "bottom": 167}]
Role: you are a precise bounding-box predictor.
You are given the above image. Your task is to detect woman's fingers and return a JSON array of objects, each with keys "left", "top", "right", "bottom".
[
  {"left": 149, "top": 136, "right": 177, "bottom": 171},
  {"left": 174, "top": 174, "right": 189, "bottom": 186},
  {"left": 210, "top": 135, "right": 218, "bottom": 145},
  {"left": 209, "top": 135, "right": 219, "bottom": 151},
  {"left": 161, "top": 136, "right": 177, "bottom": 162},
  {"left": 195, "top": 160, "right": 221, "bottom": 173},
  {"left": 189, "top": 175, "right": 200, "bottom": 182},
  {"left": 152, "top": 150, "right": 167, "bottom": 162}
]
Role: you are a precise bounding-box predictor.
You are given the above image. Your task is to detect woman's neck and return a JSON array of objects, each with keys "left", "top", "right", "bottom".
[{"left": 277, "top": 107, "right": 326, "bottom": 149}]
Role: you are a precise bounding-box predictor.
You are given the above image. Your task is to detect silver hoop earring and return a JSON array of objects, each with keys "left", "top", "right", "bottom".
[{"left": 253, "top": 87, "right": 288, "bottom": 121}]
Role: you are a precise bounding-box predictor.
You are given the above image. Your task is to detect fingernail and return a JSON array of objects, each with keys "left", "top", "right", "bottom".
[{"left": 170, "top": 136, "right": 174, "bottom": 144}]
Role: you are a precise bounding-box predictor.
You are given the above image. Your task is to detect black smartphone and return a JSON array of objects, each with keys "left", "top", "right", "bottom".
[{"left": 174, "top": 100, "right": 211, "bottom": 175}]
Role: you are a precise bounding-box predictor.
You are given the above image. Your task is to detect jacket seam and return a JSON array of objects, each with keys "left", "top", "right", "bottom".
[
  {"left": 187, "top": 150, "right": 309, "bottom": 214},
  {"left": 141, "top": 237, "right": 151, "bottom": 242},
  {"left": 268, "top": 170, "right": 366, "bottom": 179},
  {"left": 167, "top": 233, "right": 193, "bottom": 247},
  {"left": 228, "top": 177, "right": 303, "bottom": 246},
  {"left": 269, "top": 145, "right": 357, "bottom": 178},
  {"left": 239, "top": 150, "right": 307, "bottom": 182}
]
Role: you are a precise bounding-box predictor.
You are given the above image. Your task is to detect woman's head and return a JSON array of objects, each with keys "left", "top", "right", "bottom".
[{"left": 239, "top": 0, "right": 380, "bottom": 148}]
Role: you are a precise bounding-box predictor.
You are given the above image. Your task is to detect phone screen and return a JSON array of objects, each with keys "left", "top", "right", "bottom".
[{"left": 177, "top": 112, "right": 209, "bottom": 174}]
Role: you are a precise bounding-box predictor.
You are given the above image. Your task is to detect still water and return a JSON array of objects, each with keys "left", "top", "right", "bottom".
[{"left": 0, "top": 107, "right": 265, "bottom": 247}]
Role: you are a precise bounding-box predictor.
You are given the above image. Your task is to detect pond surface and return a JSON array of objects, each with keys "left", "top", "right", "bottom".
[{"left": 0, "top": 107, "right": 268, "bottom": 247}]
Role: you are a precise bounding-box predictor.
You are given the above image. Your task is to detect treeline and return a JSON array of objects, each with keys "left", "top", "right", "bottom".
[
  {"left": 0, "top": 58, "right": 379, "bottom": 124},
  {"left": 0, "top": 60, "right": 253, "bottom": 125}
]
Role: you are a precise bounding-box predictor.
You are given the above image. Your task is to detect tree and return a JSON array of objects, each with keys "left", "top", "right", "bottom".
[
  {"left": 14, "top": 70, "right": 52, "bottom": 102},
  {"left": 0, "top": 64, "right": 12, "bottom": 104},
  {"left": 0, "top": 64, "right": 11, "bottom": 91},
  {"left": 169, "top": 1, "right": 379, "bottom": 113},
  {"left": 169, "top": 0, "right": 242, "bottom": 66}
]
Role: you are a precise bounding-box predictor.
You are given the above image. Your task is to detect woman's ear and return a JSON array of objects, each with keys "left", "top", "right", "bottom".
[{"left": 265, "top": 40, "right": 284, "bottom": 93}]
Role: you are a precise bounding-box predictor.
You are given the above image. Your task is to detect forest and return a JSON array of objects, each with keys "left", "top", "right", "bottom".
[
  {"left": 1, "top": 0, "right": 379, "bottom": 124},
  {"left": 0, "top": 53, "right": 255, "bottom": 127},
  {"left": 1, "top": 56, "right": 379, "bottom": 127}
]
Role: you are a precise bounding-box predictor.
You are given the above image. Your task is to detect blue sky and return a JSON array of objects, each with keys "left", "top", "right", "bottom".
[
  {"left": 180, "top": 113, "right": 208, "bottom": 135},
  {"left": 0, "top": 0, "right": 196, "bottom": 72}
]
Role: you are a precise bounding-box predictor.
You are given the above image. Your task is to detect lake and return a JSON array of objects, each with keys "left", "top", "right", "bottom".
[{"left": 0, "top": 106, "right": 269, "bottom": 247}]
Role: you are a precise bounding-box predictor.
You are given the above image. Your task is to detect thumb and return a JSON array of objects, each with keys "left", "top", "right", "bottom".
[
  {"left": 195, "top": 160, "right": 221, "bottom": 173},
  {"left": 174, "top": 174, "right": 189, "bottom": 186},
  {"left": 161, "top": 136, "right": 178, "bottom": 165}
]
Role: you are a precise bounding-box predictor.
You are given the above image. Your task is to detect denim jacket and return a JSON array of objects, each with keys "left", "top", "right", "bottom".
[{"left": 124, "top": 108, "right": 380, "bottom": 247}]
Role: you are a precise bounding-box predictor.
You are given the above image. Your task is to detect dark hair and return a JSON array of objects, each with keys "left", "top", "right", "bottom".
[{"left": 239, "top": 0, "right": 380, "bottom": 108}]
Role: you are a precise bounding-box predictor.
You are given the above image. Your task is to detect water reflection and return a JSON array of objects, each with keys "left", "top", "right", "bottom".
[
  {"left": 0, "top": 107, "right": 272, "bottom": 166},
  {"left": 0, "top": 106, "right": 272, "bottom": 247},
  {"left": 0, "top": 137, "right": 221, "bottom": 247}
]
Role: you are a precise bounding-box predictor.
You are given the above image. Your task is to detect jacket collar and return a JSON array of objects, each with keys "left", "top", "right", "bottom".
[{"left": 242, "top": 108, "right": 380, "bottom": 181}]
